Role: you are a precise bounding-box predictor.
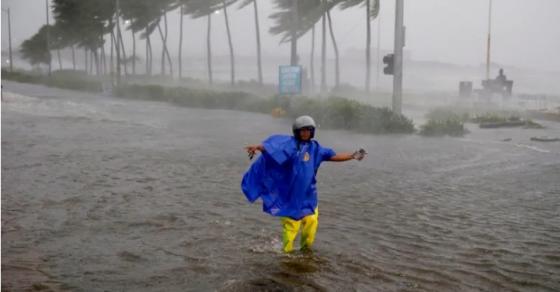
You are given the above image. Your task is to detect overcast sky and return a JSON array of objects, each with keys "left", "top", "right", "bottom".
[{"left": 2, "top": 0, "right": 560, "bottom": 72}]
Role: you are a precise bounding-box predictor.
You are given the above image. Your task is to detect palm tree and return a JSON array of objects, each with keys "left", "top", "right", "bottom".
[
  {"left": 316, "top": 1, "right": 343, "bottom": 93},
  {"left": 270, "top": 0, "right": 329, "bottom": 92},
  {"left": 269, "top": 0, "right": 313, "bottom": 65},
  {"left": 184, "top": 0, "right": 224, "bottom": 85},
  {"left": 156, "top": 10, "right": 174, "bottom": 76},
  {"left": 222, "top": 0, "right": 236, "bottom": 86},
  {"left": 116, "top": 0, "right": 129, "bottom": 76},
  {"left": 120, "top": 0, "right": 167, "bottom": 76},
  {"left": 46, "top": 23, "right": 70, "bottom": 70},
  {"left": 52, "top": 0, "right": 114, "bottom": 76},
  {"left": 340, "top": 0, "right": 379, "bottom": 93},
  {"left": 178, "top": 3, "right": 185, "bottom": 79},
  {"left": 131, "top": 29, "right": 136, "bottom": 75},
  {"left": 320, "top": 6, "right": 326, "bottom": 93},
  {"left": 20, "top": 25, "right": 52, "bottom": 68},
  {"left": 326, "top": 9, "right": 339, "bottom": 88},
  {"left": 239, "top": 0, "right": 263, "bottom": 85}
]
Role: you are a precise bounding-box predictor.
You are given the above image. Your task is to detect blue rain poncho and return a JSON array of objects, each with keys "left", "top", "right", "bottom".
[{"left": 241, "top": 135, "right": 336, "bottom": 220}]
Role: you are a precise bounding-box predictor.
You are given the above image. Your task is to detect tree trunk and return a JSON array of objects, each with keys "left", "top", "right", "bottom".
[
  {"left": 320, "top": 13, "right": 327, "bottom": 94},
  {"left": 93, "top": 49, "right": 100, "bottom": 76},
  {"left": 145, "top": 29, "right": 149, "bottom": 75},
  {"left": 71, "top": 46, "right": 76, "bottom": 70},
  {"left": 163, "top": 11, "right": 173, "bottom": 77},
  {"left": 207, "top": 14, "right": 213, "bottom": 85},
  {"left": 147, "top": 32, "right": 153, "bottom": 76},
  {"left": 89, "top": 50, "right": 94, "bottom": 74},
  {"left": 290, "top": 0, "right": 298, "bottom": 65},
  {"left": 145, "top": 28, "right": 152, "bottom": 76},
  {"left": 45, "top": 0, "right": 51, "bottom": 76},
  {"left": 178, "top": 5, "right": 184, "bottom": 79},
  {"left": 223, "top": 2, "right": 235, "bottom": 86},
  {"left": 253, "top": 0, "right": 263, "bottom": 85},
  {"left": 84, "top": 48, "right": 88, "bottom": 73},
  {"left": 101, "top": 41, "right": 107, "bottom": 76},
  {"left": 116, "top": 16, "right": 128, "bottom": 76},
  {"left": 132, "top": 31, "right": 136, "bottom": 75},
  {"left": 114, "top": 0, "right": 123, "bottom": 81},
  {"left": 56, "top": 49, "right": 62, "bottom": 70},
  {"left": 327, "top": 10, "right": 339, "bottom": 88},
  {"left": 110, "top": 30, "right": 114, "bottom": 76},
  {"left": 310, "top": 24, "right": 315, "bottom": 94},
  {"left": 365, "top": 0, "right": 371, "bottom": 93},
  {"left": 118, "top": 30, "right": 128, "bottom": 76},
  {"left": 112, "top": 30, "right": 121, "bottom": 85},
  {"left": 376, "top": 9, "right": 381, "bottom": 89},
  {"left": 157, "top": 21, "right": 169, "bottom": 76}
]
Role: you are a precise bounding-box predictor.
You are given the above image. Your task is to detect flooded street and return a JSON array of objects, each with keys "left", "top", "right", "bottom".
[{"left": 2, "top": 81, "right": 559, "bottom": 291}]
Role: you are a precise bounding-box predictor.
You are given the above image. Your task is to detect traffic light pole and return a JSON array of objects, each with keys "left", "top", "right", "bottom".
[{"left": 392, "top": 0, "right": 404, "bottom": 115}]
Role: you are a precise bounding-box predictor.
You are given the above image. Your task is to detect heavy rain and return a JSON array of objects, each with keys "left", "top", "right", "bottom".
[{"left": 2, "top": 0, "right": 560, "bottom": 291}]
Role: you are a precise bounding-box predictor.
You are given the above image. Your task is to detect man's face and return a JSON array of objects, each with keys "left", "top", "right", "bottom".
[{"left": 299, "top": 127, "right": 313, "bottom": 141}]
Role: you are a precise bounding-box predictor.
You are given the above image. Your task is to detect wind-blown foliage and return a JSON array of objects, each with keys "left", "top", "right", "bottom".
[
  {"left": 269, "top": 0, "right": 324, "bottom": 43},
  {"left": 52, "top": 0, "right": 114, "bottom": 50},
  {"left": 20, "top": 25, "right": 52, "bottom": 66},
  {"left": 339, "top": 0, "right": 379, "bottom": 19},
  {"left": 19, "top": 0, "right": 382, "bottom": 92}
]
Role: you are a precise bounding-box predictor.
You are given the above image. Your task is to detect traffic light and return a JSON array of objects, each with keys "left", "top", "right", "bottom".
[{"left": 383, "top": 54, "right": 394, "bottom": 75}]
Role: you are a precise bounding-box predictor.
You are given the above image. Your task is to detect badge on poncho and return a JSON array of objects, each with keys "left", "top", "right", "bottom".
[{"left": 303, "top": 152, "right": 310, "bottom": 162}]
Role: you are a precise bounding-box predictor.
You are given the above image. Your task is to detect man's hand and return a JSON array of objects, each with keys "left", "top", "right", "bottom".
[
  {"left": 245, "top": 144, "right": 263, "bottom": 160},
  {"left": 351, "top": 148, "right": 367, "bottom": 161}
]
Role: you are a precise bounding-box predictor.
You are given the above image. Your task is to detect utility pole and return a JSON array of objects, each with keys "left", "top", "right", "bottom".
[
  {"left": 45, "top": 0, "right": 52, "bottom": 76},
  {"left": 486, "top": 0, "right": 493, "bottom": 80},
  {"left": 392, "top": 0, "right": 404, "bottom": 114},
  {"left": 2, "top": 8, "right": 13, "bottom": 72}
]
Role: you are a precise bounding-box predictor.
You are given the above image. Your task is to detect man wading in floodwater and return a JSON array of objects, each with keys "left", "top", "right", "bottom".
[{"left": 241, "top": 115, "right": 367, "bottom": 252}]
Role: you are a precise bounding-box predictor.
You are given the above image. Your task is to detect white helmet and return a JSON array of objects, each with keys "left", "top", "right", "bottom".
[{"left": 292, "top": 115, "right": 316, "bottom": 139}]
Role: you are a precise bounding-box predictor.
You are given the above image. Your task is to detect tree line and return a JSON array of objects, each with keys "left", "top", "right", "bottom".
[{"left": 20, "top": 0, "right": 380, "bottom": 92}]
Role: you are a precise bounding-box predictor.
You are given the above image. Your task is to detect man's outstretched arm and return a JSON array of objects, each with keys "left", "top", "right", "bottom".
[
  {"left": 245, "top": 144, "right": 264, "bottom": 160},
  {"left": 329, "top": 152, "right": 355, "bottom": 162},
  {"left": 329, "top": 149, "right": 367, "bottom": 162}
]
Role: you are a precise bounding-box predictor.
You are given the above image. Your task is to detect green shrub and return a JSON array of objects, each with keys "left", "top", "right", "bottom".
[
  {"left": 288, "top": 96, "right": 414, "bottom": 134},
  {"left": 116, "top": 84, "right": 272, "bottom": 113},
  {"left": 47, "top": 70, "right": 102, "bottom": 92},
  {"left": 470, "top": 112, "right": 521, "bottom": 124},
  {"left": 2, "top": 69, "right": 42, "bottom": 83},
  {"left": 2, "top": 69, "right": 102, "bottom": 92},
  {"left": 4, "top": 71, "right": 415, "bottom": 135},
  {"left": 426, "top": 107, "right": 470, "bottom": 122},
  {"left": 421, "top": 109, "right": 467, "bottom": 136},
  {"left": 524, "top": 119, "right": 544, "bottom": 129},
  {"left": 420, "top": 118, "right": 466, "bottom": 137}
]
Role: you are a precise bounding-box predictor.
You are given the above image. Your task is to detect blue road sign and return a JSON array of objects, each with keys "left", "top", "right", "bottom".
[{"left": 278, "top": 65, "right": 302, "bottom": 95}]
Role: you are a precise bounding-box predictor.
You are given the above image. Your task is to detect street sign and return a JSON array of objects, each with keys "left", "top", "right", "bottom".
[{"left": 278, "top": 65, "right": 302, "bottom": 96}]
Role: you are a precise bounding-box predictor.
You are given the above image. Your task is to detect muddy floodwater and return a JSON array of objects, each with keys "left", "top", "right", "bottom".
[{"left": 2, "top": 81, "right": 559, "bottom": 291}]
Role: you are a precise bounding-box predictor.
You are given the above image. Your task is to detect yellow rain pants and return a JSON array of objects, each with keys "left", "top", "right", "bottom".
[{"left": 281, "top": 208, "right": 319, "bottom": 253}]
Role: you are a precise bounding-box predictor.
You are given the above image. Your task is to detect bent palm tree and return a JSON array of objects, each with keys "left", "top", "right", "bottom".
[
  {"left": 239, "top": 0, "right": 263, "bottom": 85},
  {"left": 20, "top": 25, "right": 52, "bottom": 68},
  {"left": 184, "top": 0, "right": 223, "bottom": 85},
  {"left": 340, "top": 0, "right": 379, "bottom": 93}
]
